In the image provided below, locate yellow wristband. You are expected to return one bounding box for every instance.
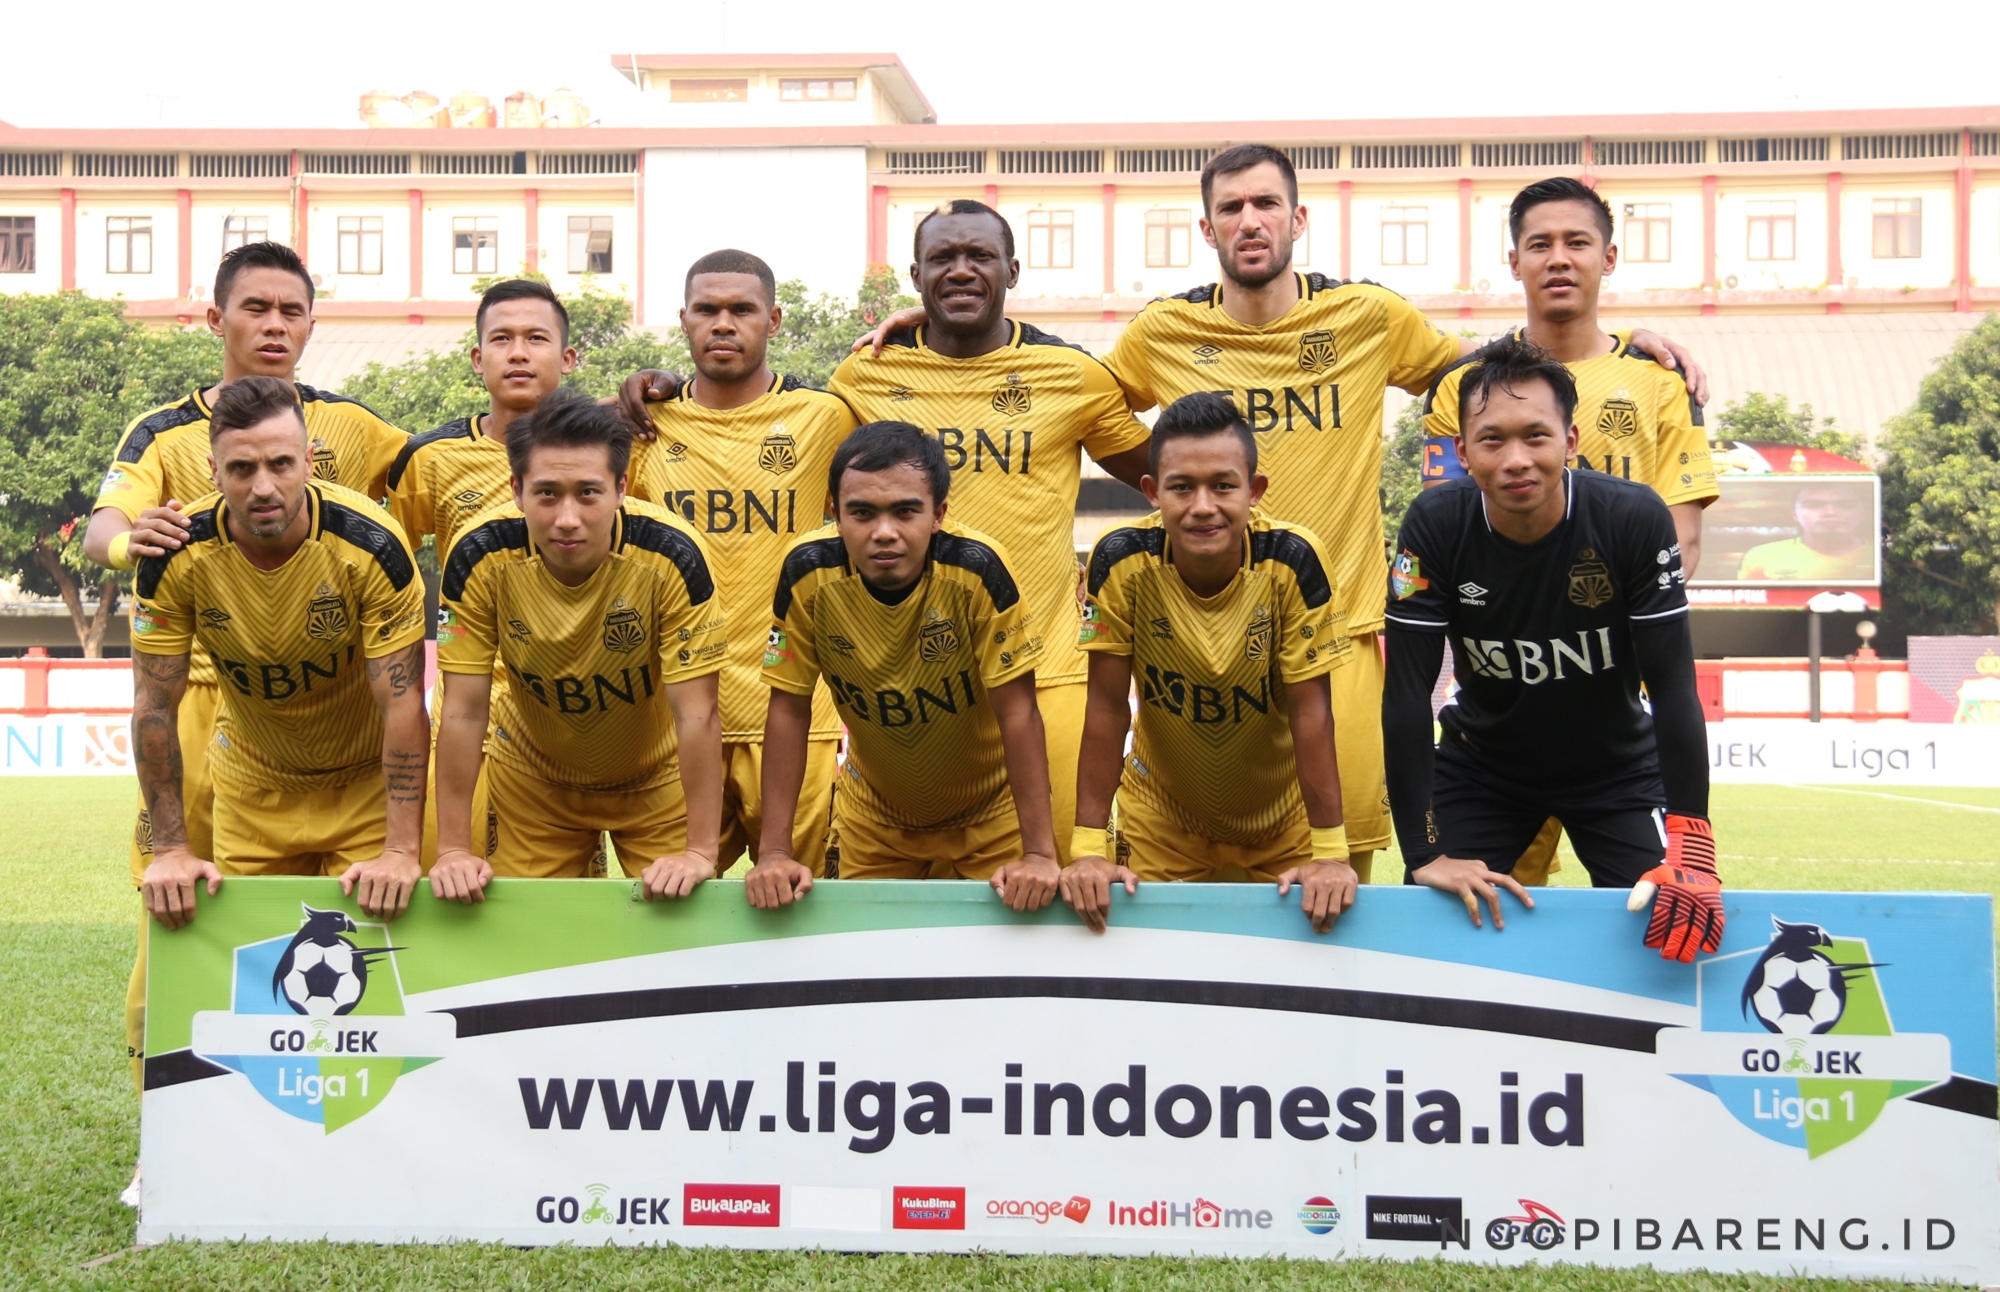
[1070,826,1110,861]
[106,531,135,570]
[1310,825,1349,860]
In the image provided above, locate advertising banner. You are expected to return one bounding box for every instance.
[2,714,136,774]
[1907,637,2000,724]
[140,880,1997,1282]
[1707,719,2000,787]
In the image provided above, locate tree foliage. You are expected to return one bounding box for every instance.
[1379,397,1428,543]
[1713,391,1864,460]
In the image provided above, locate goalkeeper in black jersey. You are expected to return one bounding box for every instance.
[1382,335,1721,962]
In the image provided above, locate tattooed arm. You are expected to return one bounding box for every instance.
[134,650,221,929]
[339,642,429,920]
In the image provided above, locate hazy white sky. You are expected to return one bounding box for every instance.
[3,0,1995,130]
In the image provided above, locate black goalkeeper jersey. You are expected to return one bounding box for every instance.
[1384,470,1689,781]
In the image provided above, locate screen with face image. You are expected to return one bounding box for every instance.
[1692,474,1881,588]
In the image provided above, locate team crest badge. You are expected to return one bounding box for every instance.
[309,438,338,482]
[759,427,799,474]
[1566,549,1615,609]
[602,598,644,653]
[306,584,350,641]
[1597,395,1640,441]
[991,373,1032,415]
[920,610,961,662]
[1391,550,1428,599]
[1245,604,1273,662]
[1297,329,1337,375]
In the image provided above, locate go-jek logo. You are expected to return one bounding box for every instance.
[1658,917,1951,1157]
[188,903,453,1132]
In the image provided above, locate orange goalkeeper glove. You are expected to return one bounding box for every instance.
[1627,814,1723,963]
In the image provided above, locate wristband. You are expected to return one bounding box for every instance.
[106,531,135,570]
[1310,825,1349,860]
[1070,826,1110,861]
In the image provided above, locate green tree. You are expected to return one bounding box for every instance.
[1714,391,1865,460]
[1379,397,1429,543]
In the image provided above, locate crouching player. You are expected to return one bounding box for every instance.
[1064,392,1358,933]
[429,389,726,899]
[1382,336,1721,960]
[746,421,1060,914]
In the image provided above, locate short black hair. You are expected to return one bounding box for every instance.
[829,421,951,508]
[1457,334,1580,429]
[477,278,570,346]
[685,248,777,303]
[1508,177,1615,247]
[914,199,1014,261]
[505,387,632,482]
[213,241,313,311]
[208,375,304,442]
[1150,390,1258,478]
[1200,144,1298,216]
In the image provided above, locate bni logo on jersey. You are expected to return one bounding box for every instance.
[188,903,453,1132]
[1656,915,1953,1157]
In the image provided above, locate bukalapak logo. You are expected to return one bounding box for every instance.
[985,1195,1091,1225]
[683,1183,780,1227]
[893,1187,965,1230]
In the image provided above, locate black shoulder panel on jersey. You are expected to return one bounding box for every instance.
[882,326,920,350]
[1251,529,1334,609]
[320,498,417,592]
[772,536,849,619]
[1304,272,1355,296]
[135,502,220,600]
[386,417,473,491]
[931,532,1020,611]
[1688,392,1705,427]
[1015,321,1086,353]
[1169,283,1217,305]
[116,398,205,465]
[1085,526,1165,596]
[440,516,529,602]
[621,513,716,605]
[297,383,397,424]
[778,373,829,394]
[1420,351,1483,416]
[1619,344,1706,427]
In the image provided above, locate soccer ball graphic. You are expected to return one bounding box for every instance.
[280,939,364,1017]
[1746,951,1846,1035]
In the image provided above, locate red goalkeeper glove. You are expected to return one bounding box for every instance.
[1627,814,1723,963]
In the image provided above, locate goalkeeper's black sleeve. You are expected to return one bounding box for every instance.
[1382,622,1448,867]
[1633,614,1709,820]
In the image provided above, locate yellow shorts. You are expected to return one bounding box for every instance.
[1512,817,1565,886]
[129,680,218,883]
[1118,789,1308,883]
[211,772,385,875]
[835,797,1022,881]
[1039,680,1086,866]
[718,738,837,877]
[484,756,687,879]
[1331,631,1390,854]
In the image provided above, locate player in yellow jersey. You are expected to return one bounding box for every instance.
[627,250,858,876]
[130,377,429,932]
[429,390,725,896]
[747,422,1062,915]
[1736,484,1874,581]
[1420,178,1719,886]
[1065,393,1358,933]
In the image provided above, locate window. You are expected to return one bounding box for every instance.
[1144,209,1191,268]
[670,79,747,103]
[1872,198,1922,258]
[1622,203,1672,262]
[779,78,856,102]
[568,215,613,274]
[1746,200,1795,261]
[452,216,498,275]
[1026,210,1073,269]
[338,216,383,275]
[106,216,152,274]
[1380,205,1428,266]
[222,215,268,254]
[0,216,33,273]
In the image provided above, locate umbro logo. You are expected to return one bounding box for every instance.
[1191,343,1223,366]
[1149,617,1174,639]
[826,633,857,656]
[200,608,233,630]
[453,489,485,512]
[1457,582,1489,605]
[888,386,916,402]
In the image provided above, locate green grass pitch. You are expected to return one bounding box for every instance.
[3,777,1994,1291]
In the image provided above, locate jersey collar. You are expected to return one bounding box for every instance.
[194,383,306,422]
[673,371,782,406]
[911,319,1023,355]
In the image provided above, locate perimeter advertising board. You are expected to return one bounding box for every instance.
[140,880,1998,1282]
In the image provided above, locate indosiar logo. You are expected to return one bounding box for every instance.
[1658,915,1953,1157]
[189,902,454,1133]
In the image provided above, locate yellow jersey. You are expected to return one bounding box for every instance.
[1735,537,1873,583]
[437,499,726,792]
[1103,274,1460,637]
[1082,510,1348,845]
[1422,331,1717,506]
[130,482,427,794]
[630,373,857,742]
[384,413,515,556]
[763,521,1041,830]
[827,320,1150,688]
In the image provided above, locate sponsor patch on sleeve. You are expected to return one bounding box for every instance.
[763,625,791,667]
[1391,550,1429,599]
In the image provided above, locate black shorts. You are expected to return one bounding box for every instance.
[1413,741,1667,888]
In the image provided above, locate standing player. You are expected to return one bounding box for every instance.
[130,376,429,927]
[746,421,1060,914]
[1382,337,1721,962]
[428,391,725,897]
[627,250,858,876]
[1065,393,1357,933]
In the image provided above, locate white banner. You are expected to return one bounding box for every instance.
[1,714,134,775]
[1707,720,2000,786]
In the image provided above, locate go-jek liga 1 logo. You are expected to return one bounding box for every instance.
[1657,917,1951,1157]
[188,904,453,1132]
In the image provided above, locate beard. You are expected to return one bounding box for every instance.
[1221,232,1294,290]
[238,493,303,539]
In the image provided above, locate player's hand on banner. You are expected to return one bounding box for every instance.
[1628,814,1724,963]
[745,853,814,910]
[992,853,1061,914]
[1277,858,1359,934]
[340,849,422,921]
[1410,855,1535,930]
[141,848,222,930]
[850,305,930,358]
[639,852,712,902]
[129,501,193,559]
[1059,854,1138,934]
[428,848,494,905]
[1627,328,1710,406]
[611,369,682,440]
